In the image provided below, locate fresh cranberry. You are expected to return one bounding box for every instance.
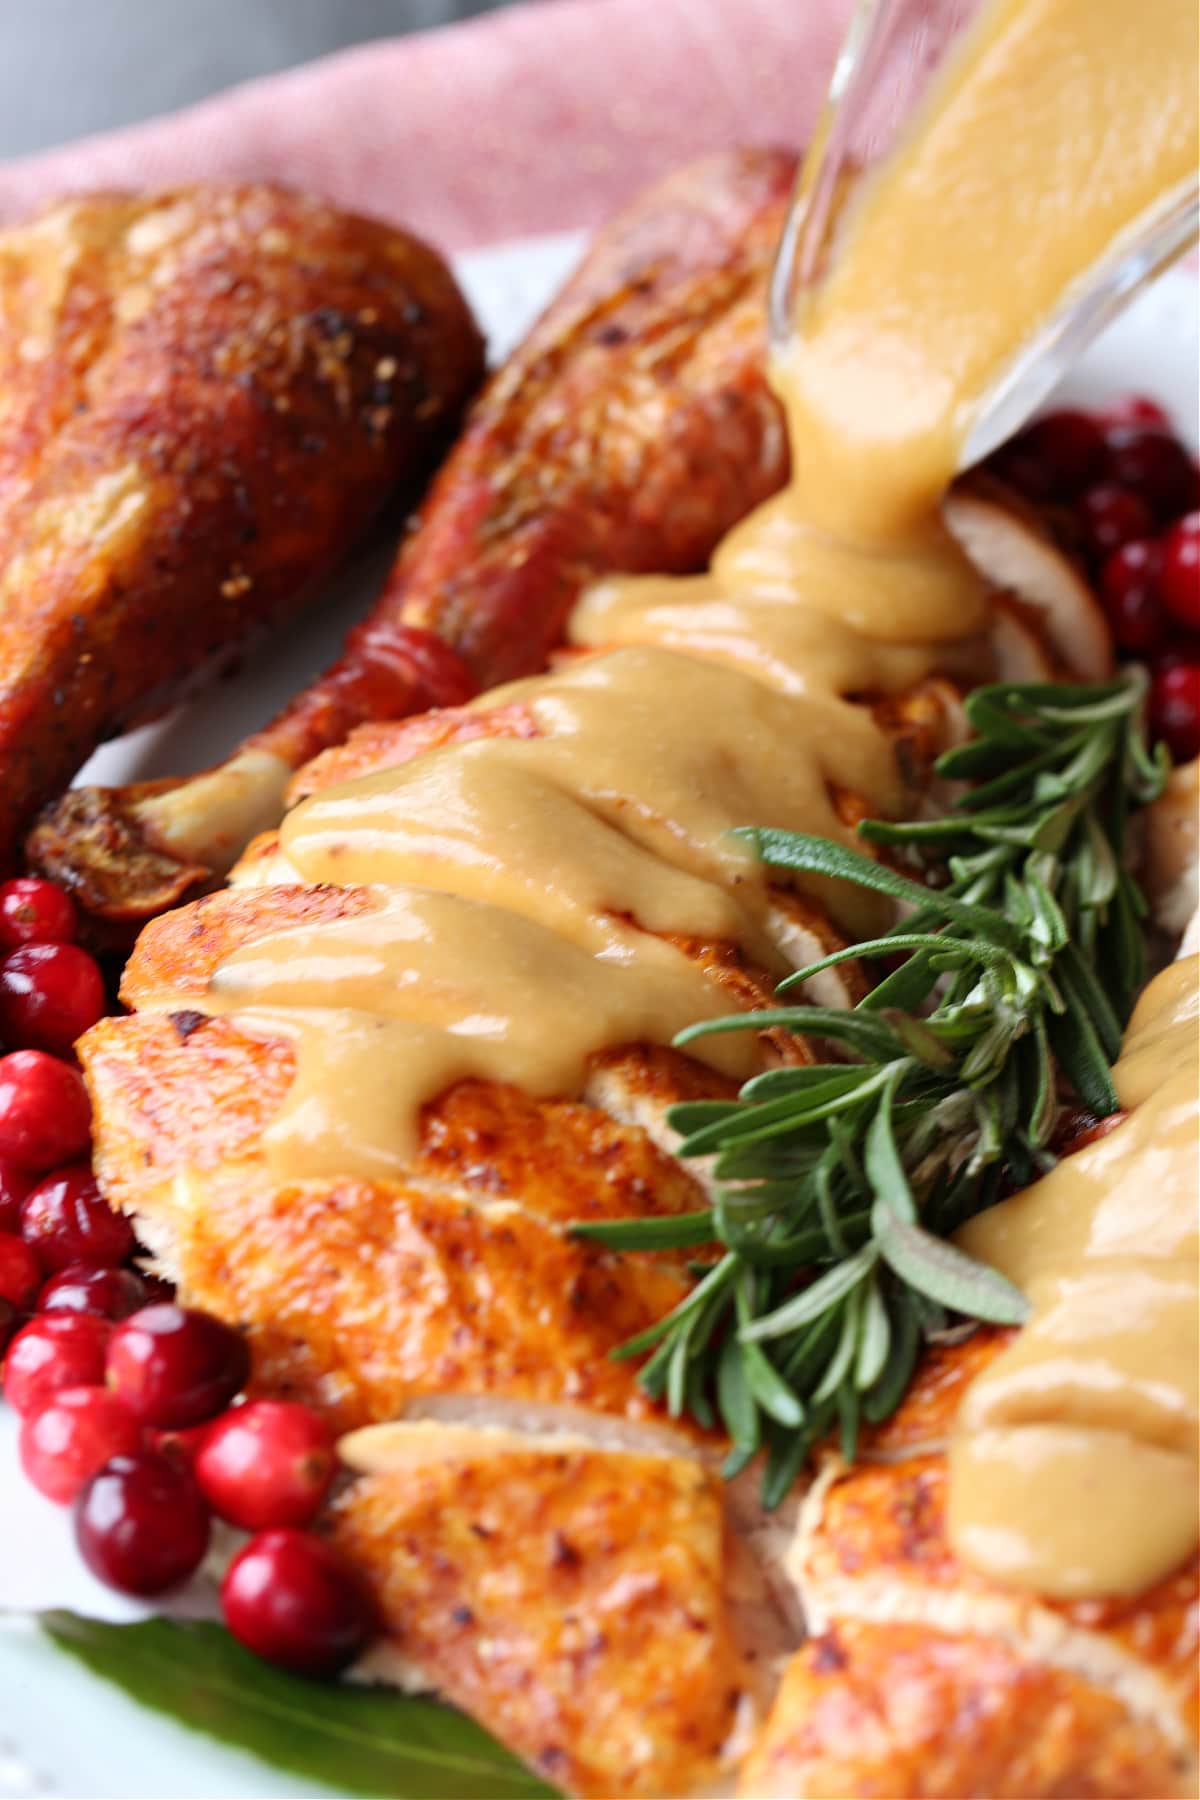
[1153,635,1200,674]
[0,1230,41,1309]
[0,1158,33,1234]
[1158,513,1200,633]
[39,1264,148,1321]
[0,943,106,1058]
[1079,483,1154,564]
[1007,409,1107,499]
[1099,540,1168,653]
[0,880,76,953]
[20,1165,133,1273]
[106,1304,249,1428]
[221,1529,374,1675]
[19,1385,143,1503]
[1054,1107,1130,1153]
[3,1312,111,1416]
[149,1420,212,1470]
[0,1052,92,1171]
[1073,1111,1128,1149]
[75,1451,210,1595]
[195,1402,335,1530]
[138,1274,177,1307]
[1150,659,1200,764]
[1102,394,1171,431]
[988,446,1056,502]
[1104,427,1200,522]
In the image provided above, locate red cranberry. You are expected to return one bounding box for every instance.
[39,1264,148,1321]
[0,879,76,953]
[1104,427,1200,522]
[1102,395,1171,431]
[1159,512,1200,633]
[0,1052,92,1171]
[75,1451,210,1595]
[0,1230,41,1309]
[1054,1107,1130,1153]
[988,446,1056,503]
[19,1385,142,1503]
[1153,636,1200,675]
[0,1157,33,1234]
[138,1274,177,1307]
[106,1304,249,1428]
[0,943,106,1057]
[1008,409,1107,499]
[1079,483,1154,564]
[148,1420,212,1470]
[1150,659,1200,764]
[1099,540,1168,653]
[1071,1110,1129,1149]
[220,1529,374,1675]
[3,1312,110,1416]
[20,1164,133,1273]
[195,1401,335,1530]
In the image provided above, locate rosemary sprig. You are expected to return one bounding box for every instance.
[574,673,1166,1503]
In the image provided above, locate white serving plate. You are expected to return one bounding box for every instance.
[0,235,1195,1800]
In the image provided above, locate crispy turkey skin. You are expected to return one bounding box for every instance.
[78,708,1198,1799]
[28,149,797,926]
[0,182,482,865]
[65,155,1194,1800]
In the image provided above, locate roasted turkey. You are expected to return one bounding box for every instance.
[65,154,1196,1800]
[77,595,1200,1799]
[29,149,799,928]
[0,183,483,869]
[79,728,1198,1798]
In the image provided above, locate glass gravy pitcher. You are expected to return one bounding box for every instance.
[769,0,1199,469]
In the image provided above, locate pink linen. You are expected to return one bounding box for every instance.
[0,0,852,249]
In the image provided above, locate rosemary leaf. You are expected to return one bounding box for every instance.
[871,1200,1030,1324]
[861,1289,922,1422]
[570,1211,715,1250]
[740,1243,877,1343]
[577,671,1164,1509]
[854,1278,892,1390]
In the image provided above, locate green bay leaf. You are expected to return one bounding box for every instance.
[37,1612,557,1800]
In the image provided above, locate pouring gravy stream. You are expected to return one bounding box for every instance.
[197,0,1198,1600]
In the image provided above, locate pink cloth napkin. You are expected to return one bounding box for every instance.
[0,0,853,250]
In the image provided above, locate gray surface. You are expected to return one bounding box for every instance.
[0,0,516,160]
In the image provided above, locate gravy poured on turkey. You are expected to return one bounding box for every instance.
[201,0,1199,1601]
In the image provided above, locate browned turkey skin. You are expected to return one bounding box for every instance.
[28,149,799,928]
[64,153,1195,1800]
[79,649,1200,1800]
[0,183,484,872]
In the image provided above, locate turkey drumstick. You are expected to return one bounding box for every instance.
[28,148,800,927]
[0,183,483,877]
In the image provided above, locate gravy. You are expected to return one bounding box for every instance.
[201,0,1198,1598]
[206,641,928,1167]
[952,958,1199,1597]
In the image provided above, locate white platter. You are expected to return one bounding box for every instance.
[0,235,1195,1800]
